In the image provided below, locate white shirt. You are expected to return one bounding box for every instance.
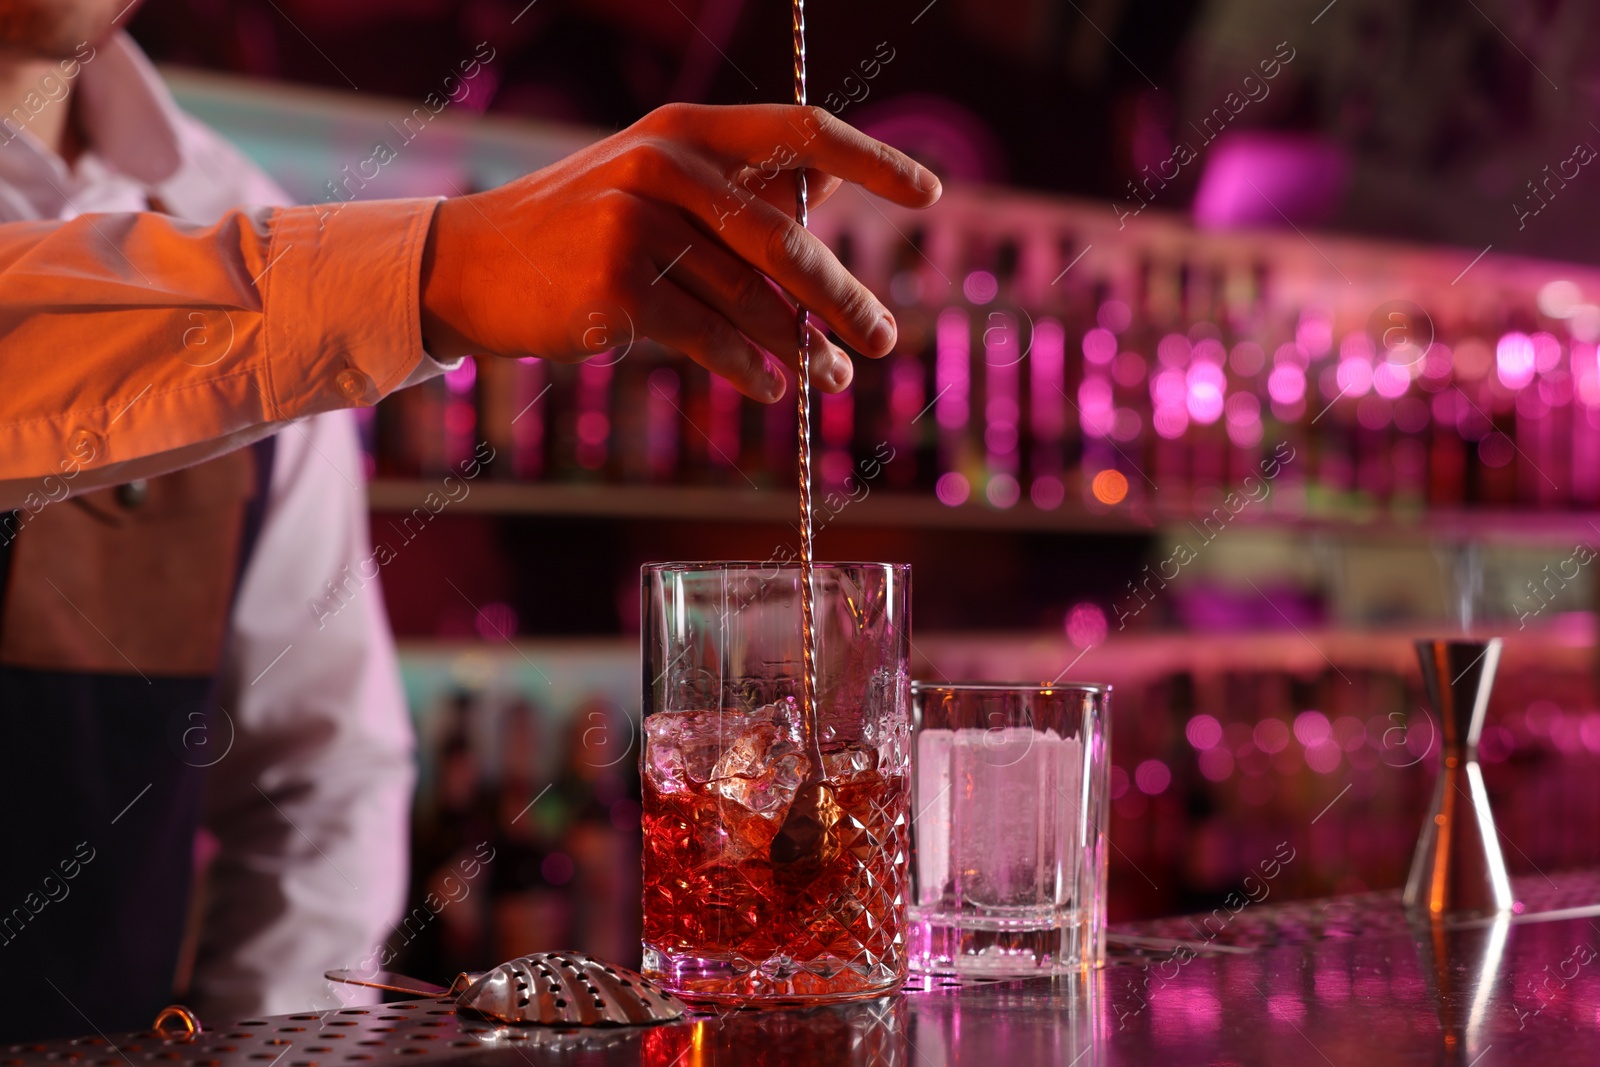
[0,34,419,1018]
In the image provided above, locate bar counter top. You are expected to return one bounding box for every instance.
[15,870,1600,1067]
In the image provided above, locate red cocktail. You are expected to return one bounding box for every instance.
[640,564,911,1005]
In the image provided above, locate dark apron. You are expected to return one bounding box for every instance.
[0,438,274,1040]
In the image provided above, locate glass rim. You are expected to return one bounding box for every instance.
[911,680,1111,696]
[642,560,911,573]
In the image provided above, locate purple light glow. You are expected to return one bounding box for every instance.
[1293,710,1331,746]
[963,270,998,305]
[1332,716,1365,751]
[1227,417,1263,447]
[1372,359,1411,399]
[1297,313,1333,357]
[1186,362,1226,423]
[1336,356,1373,397]
[1066,601,1108,647]
[1581,714,1600,753]
[1517,389,1550,420]
[1031,475,1065,509]
[986,472,1020,508]
[936,307,970,430]
[1031,318,1066,438]
[1152,368,1186,407]
[889,356,925,423]
[576,410,609,445]
[1193,338,1226,365]
[445,359,477,394]
[1421,343,1453,381]
[1340,333,1375,361]
[1230,342,1266,376]
[443,401,475,436]
[1575,342,1600,406]
[1254,719,1290,753]
[1112,351,1147,386]
[1533,331,1563,373]
[1479,432,1515,467]
[1268,364,1306,404]
[935,471,970,506]
[1225,391,1260,425]
[1198,747,1234,782]
[1185,714,1224,749]
[1154,405,1189,439]
[1082,327,1118,365]
[1097,300,1132,333]
[985,314,1021,473]
[1497,332,1536,389]
[1157,333,1193,368]
[1135,759,1171,795]
[1079,376,1114,437]
[1538,375,1572,406]
[1274,341,1308,367]
[984,422,1019,453]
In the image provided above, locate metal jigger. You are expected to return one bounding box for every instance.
[1403,639,1516,916]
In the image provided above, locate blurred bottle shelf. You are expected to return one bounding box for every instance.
[396,623,1598,680]
[367,478,1600,546]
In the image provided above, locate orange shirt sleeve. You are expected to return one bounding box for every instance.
[0,196,441,496]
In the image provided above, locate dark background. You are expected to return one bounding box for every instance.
[127,0,1600,262]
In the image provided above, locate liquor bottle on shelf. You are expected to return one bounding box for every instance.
[979,237,1025,509]
[1078,276,1129,511]
[477,356,548,481]
[1121,256,1171,512]
[929,234,981,506]
[882,227,937,492]
[817,230,859,493]
[351,202,1600,524]
[706,372,745,484]
[1186,318,1230,508]
[1026,234,1082,511]
[376,375,448,478]
[646,358,684,485]
[1571,341,1600,506]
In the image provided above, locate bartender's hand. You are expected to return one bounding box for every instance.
[418,103,942,401]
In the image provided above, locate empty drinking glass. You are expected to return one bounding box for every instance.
[909,682,1110,977]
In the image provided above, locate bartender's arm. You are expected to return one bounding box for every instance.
[0,103,940,504]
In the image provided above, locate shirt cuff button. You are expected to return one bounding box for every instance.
[68,427,105,462]
[336,367,374,404]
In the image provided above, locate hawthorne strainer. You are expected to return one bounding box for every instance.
[325,951,688,1027]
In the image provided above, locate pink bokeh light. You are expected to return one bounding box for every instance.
[1066,601,1108,647]
[935,471,970,506]
[1082,327,1118,365]
[1496,332,1536,389]
[1268,364,1306,404]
